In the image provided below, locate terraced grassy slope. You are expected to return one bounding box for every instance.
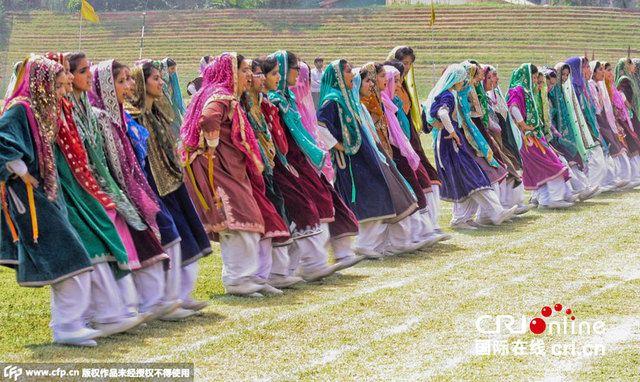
[3,4,640,99]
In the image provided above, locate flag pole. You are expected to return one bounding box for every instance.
[79,12,83,50]
[139,11,147,60]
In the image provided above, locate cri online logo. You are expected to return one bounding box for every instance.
[476,303,606,335]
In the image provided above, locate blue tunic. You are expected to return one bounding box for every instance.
[317,100,396,222]
[429,91,491,202]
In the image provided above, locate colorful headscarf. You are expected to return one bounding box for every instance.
[567,57,601,142]
[290,61,333,179]
[126,60,184,197]
[380,66,420,170]
[318,59,362,155]
[615,58,640,117]
[360,62,393,157]
[267,50,327,171]
[546,67,582,159]
[606,61,637,139]
[91,59,160,229]
[180,52,263,175]
[350,70,387,165]
[506,63,542,130]
[3,55,62,201]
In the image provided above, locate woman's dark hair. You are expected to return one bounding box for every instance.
[604,62,612,70]
[531,64,539,75]
[142,61,157,82]
[339,59,349,73]
[374,62,384,74]
[166,58,176,67]
[112,60,126,79]
[394,46,415,63]
[66,51,86,73]
[261,56,278,75]
[251,58,263,72]
[383,59,404,77]
[237,54,245,69]
[593,61,601,72]
[203,55,212,63]
[286,51,298,68]
[546,70,557,79]
[359,67,369,80]
[314,57,323,64]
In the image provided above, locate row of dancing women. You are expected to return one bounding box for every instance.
[2,46,639,347]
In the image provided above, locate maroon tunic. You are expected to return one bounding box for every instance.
[183,99,264,241]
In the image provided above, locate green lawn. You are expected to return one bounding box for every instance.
[1,166,640,380]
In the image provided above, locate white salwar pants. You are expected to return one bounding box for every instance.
[270,245,290,278]
[180,262,199,302]
[219,230,260,287]
[132,260,165,313]
[536,177,572,206]
[356,220,387,253]
[425,185,441,230]
[614,153,632,184]
[499,178,525,208]
[89,262,128,324]
[256,238,273,282]
[288,225,329,275]
[164,243,182,304]
[586,146,608,188]
[116,274,139,317]
[451,189,503,225]
[474,186,505,222]
[50,271,92,335]
[386,216,415,253]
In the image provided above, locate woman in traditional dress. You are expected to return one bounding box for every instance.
[289,60,334,182]
[506,63,572,209]
[361,62,435,243]
[46,53,147,337]
[614,58,640,186]
[425,64,517,228]
[317,59,421,259]
[588,60,631,189]
[181,52,272,296]
[267,50,362,278]
[352,65,424,256]
[66,53,182,321]
[565,57,610,190]
[604,61,640,187]
[127,60,213,309]
[482,65,533,213]
[241,58,303,288]
[0,55,100,346]
[387,46,444,234]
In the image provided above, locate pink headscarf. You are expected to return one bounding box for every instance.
[180,52,263,173]
[3,55,63,201]
[289,61,334,180]
[380,67,420,170]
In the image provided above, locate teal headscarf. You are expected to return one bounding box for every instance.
[547,77,582,160]
[161,58,186,117]
[318,59,362,155]
[351,71,387,165]
[393,95,411,139]
[267,50,327,171]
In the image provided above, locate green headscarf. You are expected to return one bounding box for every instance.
[267,50,327,171]
[615,58,640,117]
[318,59,362,156]
[506,63,542,130]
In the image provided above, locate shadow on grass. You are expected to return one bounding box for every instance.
[449,214,542,237]
[25,311,227,361]
[209,273,370,307]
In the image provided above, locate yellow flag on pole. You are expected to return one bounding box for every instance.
[430,0,436,27]
[81,0,100,23]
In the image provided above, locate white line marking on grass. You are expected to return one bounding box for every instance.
[147,251,494,363]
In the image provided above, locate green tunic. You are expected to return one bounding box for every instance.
[54,146,129,279]
[0,104,93,287]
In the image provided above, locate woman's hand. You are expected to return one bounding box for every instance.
[19,172,39,188]
[445,131,462,147]
[333,143,345,152]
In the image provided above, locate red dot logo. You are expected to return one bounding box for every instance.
[554,304,563,312]
[566,309,572,315]
[530,318,546,334]
[541,306,552,317]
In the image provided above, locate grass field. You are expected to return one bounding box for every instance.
[1,152,640,380]
[3,3,640,98]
